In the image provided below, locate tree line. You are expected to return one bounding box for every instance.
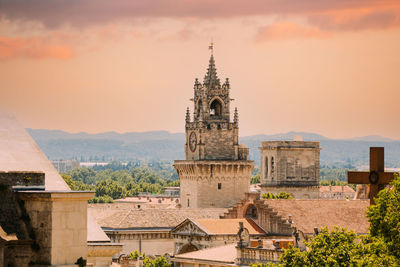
[61,164,179,203]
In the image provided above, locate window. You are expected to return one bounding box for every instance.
[197,100,203,118]
[210,99,223,117]
[187,199,190,207]
[218,183,222,190]
[265,156,268,179]
[271,157,275,179]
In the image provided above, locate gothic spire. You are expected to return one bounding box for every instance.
[203,54,221,89]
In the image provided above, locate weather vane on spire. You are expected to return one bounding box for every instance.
[208,39,214,55]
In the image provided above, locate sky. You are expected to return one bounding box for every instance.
[0,0,400,139]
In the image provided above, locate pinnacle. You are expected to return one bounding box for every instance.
[203,54,220,89]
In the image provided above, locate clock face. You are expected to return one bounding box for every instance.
[189,132,197,152]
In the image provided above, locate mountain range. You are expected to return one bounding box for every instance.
[27,129,400,168]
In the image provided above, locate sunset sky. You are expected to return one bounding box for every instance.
[1,0,400,139]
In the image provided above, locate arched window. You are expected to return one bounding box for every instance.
[244,204,258,219]
[210,99,222,117]
[197,100,203,118]
[265,157,268,179]
[271,157,274,179]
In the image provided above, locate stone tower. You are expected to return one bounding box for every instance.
[174,52,254,208]
[260,140,320,199]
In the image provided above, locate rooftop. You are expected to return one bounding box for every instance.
[173,243,237,263]
[194,218,265,235]
[0,112,109,242]
[262,199,369,234]
[320,185,355,193]
[260,140,320,149]
[0,112,69,191]
[113,196,179,208]
[89,203,227,229]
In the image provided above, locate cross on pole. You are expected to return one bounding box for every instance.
[347,147,395,205]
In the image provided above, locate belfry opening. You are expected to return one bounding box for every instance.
[210,99,222,117]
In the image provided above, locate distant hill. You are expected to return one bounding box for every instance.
[27,129,400,168]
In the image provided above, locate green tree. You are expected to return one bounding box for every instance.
[251,174,260,184]
[280,227,359,267]
[95,179,126,199]
[61,174,94,191]
[69,167,97,184]
[89,195,114,203]
[366,172,400,259]
[261,192,293,199]
[278,227,397,266]
[143,256,171,267]
[129,250,140,260]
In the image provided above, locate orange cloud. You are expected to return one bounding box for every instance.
[308,6,400,31]
[256,22,330,41]
[1,0,400,32]
[0,36,74,60]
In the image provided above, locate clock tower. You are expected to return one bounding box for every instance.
[174,49,254,208]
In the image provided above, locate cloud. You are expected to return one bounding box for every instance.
[1,0,400,32]
[255,22,330,41]
[0,36,75,60]
[308,8,400,31]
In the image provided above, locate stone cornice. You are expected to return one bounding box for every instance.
[17,191,94,201]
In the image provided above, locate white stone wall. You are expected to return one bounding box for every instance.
[20,192,93,266]
[51,198,88,264]
[109,232,174,257]
[260,141,320,187]
[175,161,253,208]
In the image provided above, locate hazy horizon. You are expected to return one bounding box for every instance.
[26,126,400,141]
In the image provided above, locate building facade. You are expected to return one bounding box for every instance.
[174,53,253,208]
[171,218,266,255]
[260,141,320,199]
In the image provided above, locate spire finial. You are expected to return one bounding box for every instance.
[208,39,214,55]
[204,40,220,89]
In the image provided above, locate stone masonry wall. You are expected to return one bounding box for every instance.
[203,128,235,160]
[18,192,93,266]
[0,172,44,239]
[260,141,320,187]
[175,161,254,208]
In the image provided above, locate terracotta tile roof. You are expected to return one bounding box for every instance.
[173,243,237,263]
[194,218,265,235]
[262,199,369,234]
[320,186,355,193]
[89,204,227,229]
[114,196,179,207]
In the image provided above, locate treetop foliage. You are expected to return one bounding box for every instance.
[128,250,171,267]
[262,192,293,199]
[61,164,179,203]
